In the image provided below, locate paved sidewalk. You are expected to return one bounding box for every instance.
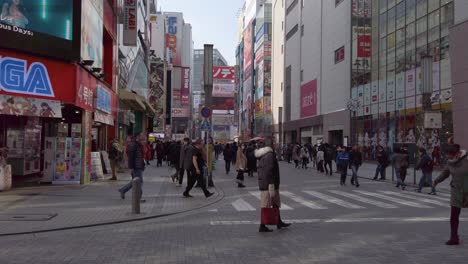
[0,164,222,236]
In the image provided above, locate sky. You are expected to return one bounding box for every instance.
[158,0,244,65]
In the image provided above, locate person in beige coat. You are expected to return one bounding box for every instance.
[235,143,247,188]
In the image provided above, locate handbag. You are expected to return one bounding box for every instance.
[261,207,279,225]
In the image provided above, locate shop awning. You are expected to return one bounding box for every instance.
[143,99,156,116]
[118,89,146,111]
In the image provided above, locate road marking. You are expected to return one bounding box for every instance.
[379,191,450,207]
[231,198,256,211]
[302,191,365,209]
[210,217,468,225]
[249,191,293,210]
[281,191,327,209]
[208,209,218,212]
[436,192,451,198]
[354,190,433,208]
[404,191,450,202]
[329,190,398,209]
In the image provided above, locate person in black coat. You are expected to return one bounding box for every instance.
[349,145,363,187]
[223,144,233,174]
[246,143,257,177]
[118,133,145,200]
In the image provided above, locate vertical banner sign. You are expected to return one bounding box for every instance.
[181,67,190,106]
[123,0,137,46]
[300,79,318,118]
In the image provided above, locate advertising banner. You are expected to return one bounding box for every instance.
[352,0,371,18]
[352,26,371,71]
[243,20,253,72]
[181,67,190,106]
[171,108,190,118]
[405,69,416,97]
[149,61,166,133]
[166,16,181,66]
[212,97,235,111]
[213,83,235,97]
[213,66,235,80]
[212,114,235,126]
[357,35,371,57]
[0,0,76,60]
[81,0,103,68]
[213,125,230,141]
[123,0,137,46]
[386,76,395,101]
[264,61,271,96]
[0,95,61,118]
[371,81,378,103]
[300,79,318,118]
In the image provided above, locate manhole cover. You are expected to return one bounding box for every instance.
[0,213,57,221]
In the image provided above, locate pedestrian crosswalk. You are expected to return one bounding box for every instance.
[212,189,452,212]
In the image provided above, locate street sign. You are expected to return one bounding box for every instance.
[200,120,211,131]
[200,106,212,119]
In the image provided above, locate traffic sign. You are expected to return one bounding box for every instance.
[200,106,212,119]
[200,120,211,131]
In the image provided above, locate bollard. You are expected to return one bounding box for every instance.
[132,177,142,214]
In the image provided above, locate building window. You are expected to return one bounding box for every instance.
[286,0,298,15]
[301,24,304,37]
[336,0,344,6]
[286,24,298,41]
[335,46,345,64]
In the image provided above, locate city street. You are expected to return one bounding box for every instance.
[0,160,466,264]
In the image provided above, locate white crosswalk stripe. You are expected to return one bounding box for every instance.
[354,190,433,208]
[328,190,398,209]
[405,191,450,202]
[249,191,293,210]
[436,192,451,198]
[379,191,450,207]
[302,191,365,209]
[281,191,327,209]
[231,198,256,211]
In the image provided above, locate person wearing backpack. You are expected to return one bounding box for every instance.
[392,146,409,190]
[415,147,436,194]
[336,147,350,186]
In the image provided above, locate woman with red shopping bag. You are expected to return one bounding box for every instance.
[256,137,291,232]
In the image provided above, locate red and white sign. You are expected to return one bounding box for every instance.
[172,108,190,118]
[181,67,190,106]
[213,66,235,80]
[300,79,318,118]
[123,0,137,46]
[357,35,371,57]
[213,83,235,97]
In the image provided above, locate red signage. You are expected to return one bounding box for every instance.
[181,67,190,106]
[300,79,318,118]
[357,35,371,57]
[213,66,235,80]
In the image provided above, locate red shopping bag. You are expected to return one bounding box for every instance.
[261,207,279,225]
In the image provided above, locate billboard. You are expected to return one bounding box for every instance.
[181,67,190,106]
[81,0,103,68]
[300,79,318,118]
[352,26,371,71]
[213,83,235,97]
[149,61,165,133]
[213,66,235,98]
[243,20,253,72]
[213,125,230,141]
[213,66,235,80]
[122,0,137,46]
[0,0,78,60]
[211,97,235,111]
[166,15,181,66]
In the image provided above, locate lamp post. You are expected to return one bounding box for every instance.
[347,98,361,146]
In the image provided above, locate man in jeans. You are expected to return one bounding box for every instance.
[349,145,362,187]
[373,146,388,180]
[183,139,214,198]
[416,147,436,194]
[178,138,193,187]
[119,132,145,201]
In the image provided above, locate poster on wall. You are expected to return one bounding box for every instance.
[405,96,416,109]
[379,78,386,102]
[371,81,378,103]
[300,79,317,118]
[405,69,416,97]
[0,0,76,60]
[0,95,62,118]
[364,83,371,105]
[395,72,405,99]
[415,67,422,95]
[386,77,395,100]
[81,0,103,68]
[243,20,253,72]
[433,62,440,92]
[396,98,405,111]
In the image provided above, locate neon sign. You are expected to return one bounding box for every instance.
[0,57,54,97]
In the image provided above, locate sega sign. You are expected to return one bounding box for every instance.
[0,56,54,97]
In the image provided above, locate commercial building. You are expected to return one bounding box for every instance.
[0,0,119,186]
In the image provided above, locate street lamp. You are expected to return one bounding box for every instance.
[347,98,361,146]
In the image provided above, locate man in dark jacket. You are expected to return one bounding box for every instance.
[256,137,291,232]
[119,133,145,200]
[349,145,362,187]
[246,143,257,177]
[178,138,193,186]
[223,144,233,174]
[415,147,436,194]
[183,139,214,198]
[324,144,334,176]
[373,146,388,180]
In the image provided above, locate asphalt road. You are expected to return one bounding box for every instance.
[0,160,466,264]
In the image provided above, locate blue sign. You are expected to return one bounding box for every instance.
[201,120,211,131]
[96,85,111,113]
[0,57,54,97]
[200,106,212,119]
[168,17,177,35]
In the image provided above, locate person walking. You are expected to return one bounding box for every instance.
[433,143,468,245]
[310,144,318,169]
[415,147,436,194]
[317,146,325,173]
[178,138,193,187]
[231,142,238,166]
[349,145,362,187]
[392,146,409,190]
[235,143,247,188]
[118,133,145,201]
[168,141,181,182]
[256,138,291,232]
[156,140,164,167]
[183,139,214,198]
[292,143,300,169]
[301,146,309,169]
[246,143,257,177]
[144,141,152,166]
[108,138,122,180]
[373,146,389,180]
[223,144,233,174]
[336,147,350,186]
[324,144,334,176]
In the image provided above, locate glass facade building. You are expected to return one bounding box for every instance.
[351,0,454,164]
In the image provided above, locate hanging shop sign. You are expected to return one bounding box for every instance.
[94,110,114,126]
[0,94,62,118]
[96,85,111,113]
[123,0,137,46]
[181,67,190,106]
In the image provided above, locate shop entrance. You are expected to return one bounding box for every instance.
[328,130,343,146]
